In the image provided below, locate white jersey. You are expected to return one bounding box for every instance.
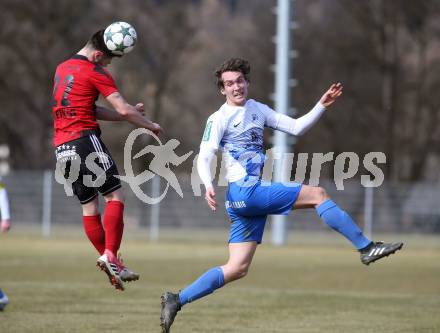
[198,99,326,187]
[200,99,281,182]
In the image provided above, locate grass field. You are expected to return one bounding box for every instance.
[0,227,439,333]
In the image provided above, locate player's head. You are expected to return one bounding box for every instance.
[215,58,250,106]
[86,29,121,67]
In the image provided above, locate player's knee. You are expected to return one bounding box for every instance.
[82,199,99,216]
[229,264,249,281]
[314,187,329,204]
[104,190,124,203]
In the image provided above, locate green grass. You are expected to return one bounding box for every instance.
[0,227,439,333]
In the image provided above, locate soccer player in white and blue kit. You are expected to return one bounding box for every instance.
[160,58,403,332]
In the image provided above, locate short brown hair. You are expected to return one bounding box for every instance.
[214,58,250,89]
[87,29,120,58]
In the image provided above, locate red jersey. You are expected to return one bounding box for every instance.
[51,55,118,146]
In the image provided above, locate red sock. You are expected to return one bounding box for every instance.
[103,201,124,255]
[83,215,105,255]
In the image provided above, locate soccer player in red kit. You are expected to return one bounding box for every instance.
[51,25,162,291]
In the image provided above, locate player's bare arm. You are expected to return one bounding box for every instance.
[106,92,163,135]
[95,106,124,121]
[95,103,145,121]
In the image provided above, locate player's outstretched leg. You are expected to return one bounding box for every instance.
[160,292,181,333]
[359,241,403,265]
[296,186,404,264]
[316,199,404,264]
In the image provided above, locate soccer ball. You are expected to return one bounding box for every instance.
[103,22,137,56]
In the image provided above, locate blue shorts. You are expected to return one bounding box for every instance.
[225,180,302,244]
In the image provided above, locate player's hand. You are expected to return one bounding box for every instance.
[319,82,343,108]
[151,123,163,136]
[135,103,145,115]
[1,220,11,233]
[205,187,218,211]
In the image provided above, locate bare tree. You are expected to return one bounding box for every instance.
[293,0,440,181]
[3,0,439,182]
[0,0,97,168]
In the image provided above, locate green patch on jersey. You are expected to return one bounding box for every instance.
[202,120,213,141]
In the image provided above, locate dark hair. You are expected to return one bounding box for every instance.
[88,29,120,58]
[214,58,250,89]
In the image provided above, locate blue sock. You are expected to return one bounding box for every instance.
[316,199,371,250]
[178,267,225,306]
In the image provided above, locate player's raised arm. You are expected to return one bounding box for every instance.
[265,82,343,136]
[105,92,162,135]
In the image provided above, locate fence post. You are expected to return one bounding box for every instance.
[149,175,160,241]
[42,170,53,237]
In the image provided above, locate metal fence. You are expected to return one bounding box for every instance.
[2,171,440,237]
